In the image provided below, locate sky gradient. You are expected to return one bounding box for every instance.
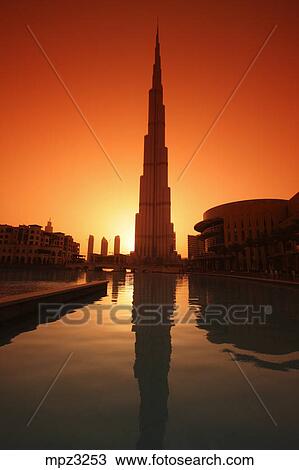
[1,0,298,256]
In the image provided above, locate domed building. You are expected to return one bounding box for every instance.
[188,193,299,275]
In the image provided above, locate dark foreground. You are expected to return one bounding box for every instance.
[0,272,298,449]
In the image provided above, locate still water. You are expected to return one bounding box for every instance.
[0,267,91,296]
[0,272,298,449]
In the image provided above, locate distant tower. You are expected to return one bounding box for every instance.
[114,235,120,255]
[101,237,108,256]
[45,218,53,233]
[87,234,94,262]
[134,28,176,261]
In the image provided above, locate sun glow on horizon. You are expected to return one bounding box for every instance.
[0,2,298,260]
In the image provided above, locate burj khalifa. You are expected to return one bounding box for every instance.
[134,28,177,262]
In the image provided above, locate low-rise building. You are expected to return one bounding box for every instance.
[188,193,299,275]
[0,221,81,265]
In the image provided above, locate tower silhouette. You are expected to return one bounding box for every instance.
[100,237,108,256]
[87,234,94,262]
[114,235,120,255]
[132,273,176,449]
[134,28,176,262]
[45,218,53,233]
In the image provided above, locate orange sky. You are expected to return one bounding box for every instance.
[0,0,298,256]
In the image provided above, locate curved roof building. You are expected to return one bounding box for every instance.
[195,198,292,249]
[190,193,299,273]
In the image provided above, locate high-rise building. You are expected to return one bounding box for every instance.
[101,237,108,256]
[114,235,120,255]
[188,235,205,260]
[134,28,177,262]
[87,234,94,262]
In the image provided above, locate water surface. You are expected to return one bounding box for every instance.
[0,267,105,296]
[0,272,298,449]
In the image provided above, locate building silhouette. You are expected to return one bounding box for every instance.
[87,234,94,263]
[114,235,120,255]
[45,219,53,233]
[0,222,81,265]
[101,237,108,256]
[132,273,176,449]
[188,234,205,260]
[134,28,177,263]
[188,193,299,274]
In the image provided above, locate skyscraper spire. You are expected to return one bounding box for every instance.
[153,25,161,89]
[134,28,177,262]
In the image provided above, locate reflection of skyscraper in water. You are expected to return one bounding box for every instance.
[111,270,126,303]
[132,273,176,449]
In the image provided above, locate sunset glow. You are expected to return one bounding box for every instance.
[1,1,298,256]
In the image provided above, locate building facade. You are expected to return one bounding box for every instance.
[45,219,53,233]
[188,193,299,275]
[188,235,205,260]
[114,235,120,255]
[0,222,81,265]
[101,237,108,256]
[134,29,177,263]
[87,234,94,263]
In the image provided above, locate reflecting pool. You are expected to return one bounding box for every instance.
[0,273,298,449]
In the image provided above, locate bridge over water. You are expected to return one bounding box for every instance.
[87,254,130,270]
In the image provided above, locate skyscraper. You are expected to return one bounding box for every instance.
[87,234,94,262]
[114,235,120,255]
[101,237,108,256]
[134,28,177,262]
